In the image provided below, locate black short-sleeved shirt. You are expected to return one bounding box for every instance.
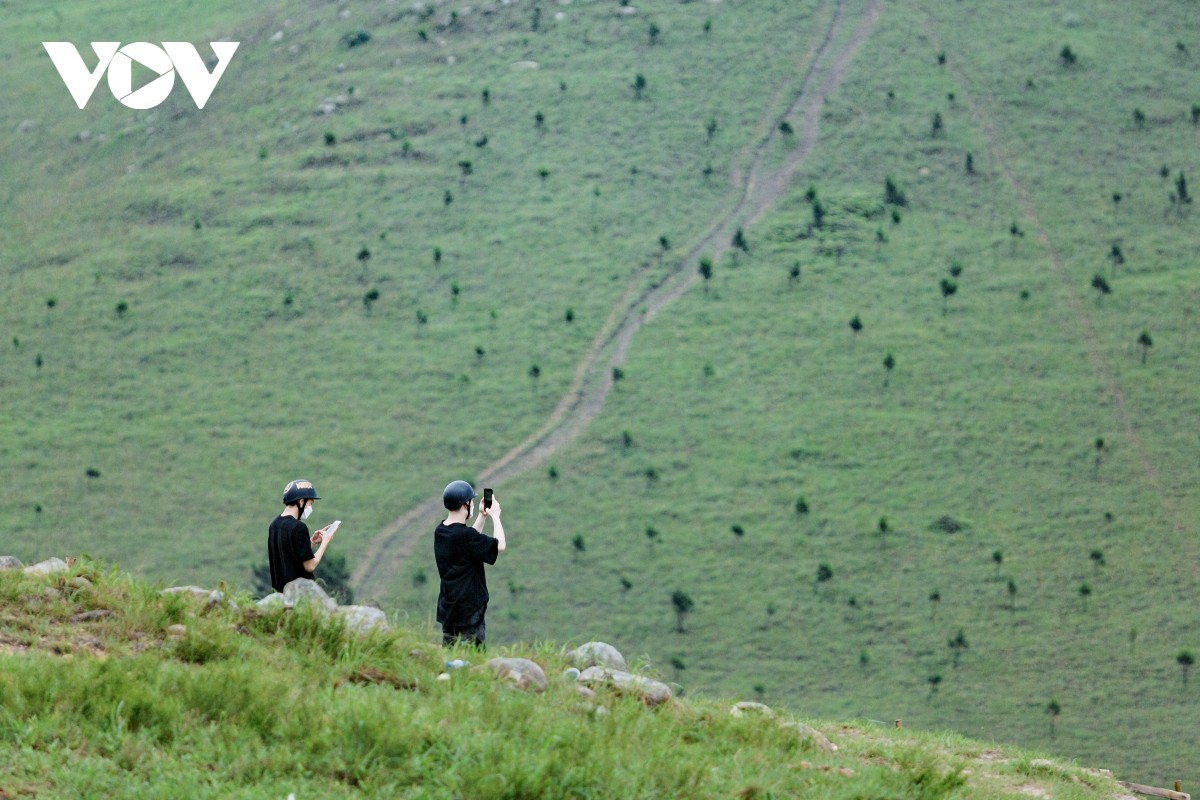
[434,522,499,626]
[268,514,316,592]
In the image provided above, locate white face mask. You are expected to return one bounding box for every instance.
[301,503,313,520]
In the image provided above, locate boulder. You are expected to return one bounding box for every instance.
[0,556,24,570]
[163,585,232,610]
[731,701,775,718]
[578,666,673,706]
[568,641,627,671]
[256,592,289,611]
[334,605,390,635]
[163,585,223,602]
[487,657,548,693]
[24,558,70,576]
[779,721,838,753]
[282,579,337,613]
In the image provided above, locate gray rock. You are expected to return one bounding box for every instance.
[334,605,389,635]
[578,666,673,706]
[256,592,290,611]
[562,667,581,681]
[731,701,775,718]
[163,585,228,608]
[568,641,627,671]
[163,585,213,598]
[779,721,838,753]
[165,624,187,638]
[72,609,113,622]
[0,556,25,570]
[24,557,69,575]
[69,577,93,590]
[576,685,596,698]
[487,657,548,693]
[282,578,337,613]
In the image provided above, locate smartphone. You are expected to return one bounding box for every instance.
[326,520,342,536]
[483,488,493,510]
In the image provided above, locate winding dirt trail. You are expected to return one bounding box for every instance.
[916,6,1192,579]
[353,0,884,601]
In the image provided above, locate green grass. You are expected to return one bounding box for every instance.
[1,0,1198,789]
[0,562,1128,799]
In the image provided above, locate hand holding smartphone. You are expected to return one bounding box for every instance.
[326,520,342,537]
[483,488,493,511]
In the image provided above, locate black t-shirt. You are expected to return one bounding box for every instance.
[434,522,499,626]
[268,514,316,592]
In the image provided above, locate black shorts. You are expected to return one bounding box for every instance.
[442,619,486,648]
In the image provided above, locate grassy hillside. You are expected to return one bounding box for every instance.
[0,562,1137,798]
[478,0,1199,786]
[1,0,1197,789]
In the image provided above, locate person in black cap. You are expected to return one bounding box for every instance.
[434,480,507,647]
[267,479,338,593]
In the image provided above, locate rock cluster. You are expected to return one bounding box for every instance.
[2,557,71,575]
[256,578,390,635]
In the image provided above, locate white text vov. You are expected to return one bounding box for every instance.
[42,42,240,110]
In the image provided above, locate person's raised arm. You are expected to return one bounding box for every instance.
[303,524,336,572]
[487,497,506,553]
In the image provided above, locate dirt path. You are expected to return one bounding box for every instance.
[916,7,1192,576]
[353,0,884,600]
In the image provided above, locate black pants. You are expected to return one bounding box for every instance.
[442,619,486,648]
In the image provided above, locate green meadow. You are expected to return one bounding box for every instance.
[0,563,1129,799]
[1,0,1197,788]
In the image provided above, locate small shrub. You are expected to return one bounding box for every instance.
[931,515,963,533]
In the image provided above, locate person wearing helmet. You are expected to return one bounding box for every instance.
[267,479,338,593]
[434,479,507,647]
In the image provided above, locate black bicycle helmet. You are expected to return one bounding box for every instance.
[282,479,320,505]
[442,480,477,510]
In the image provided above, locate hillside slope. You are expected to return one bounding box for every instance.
[0,561,1142,799]
[1,0,1197,789]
